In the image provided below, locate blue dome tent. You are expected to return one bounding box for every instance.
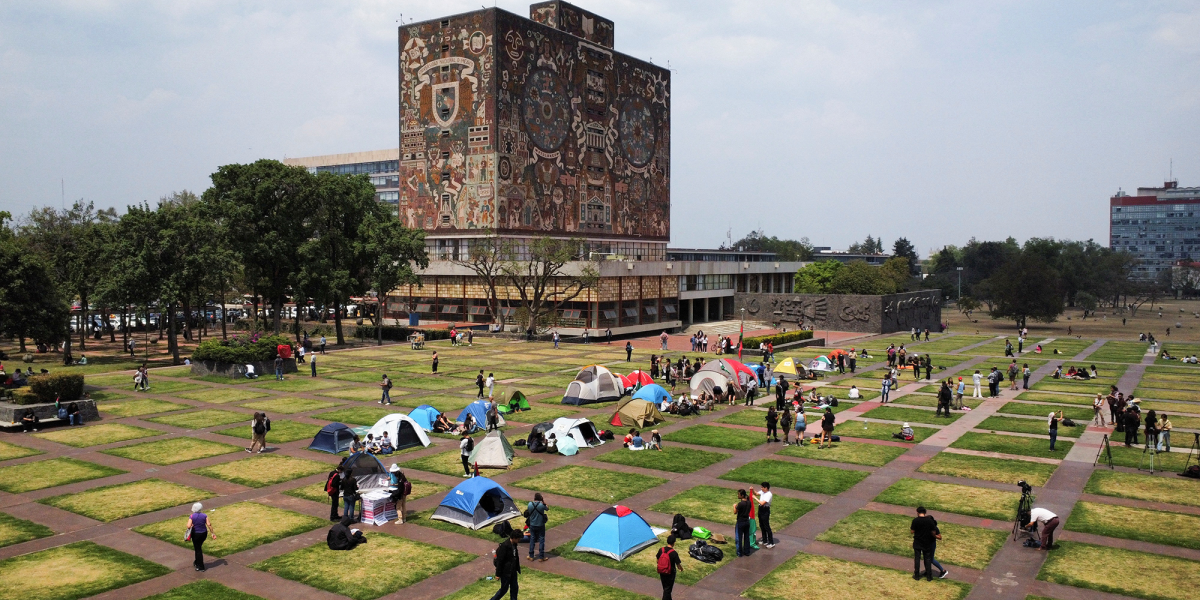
[307,422,355,454]
[574,505,658,560]
[430,476,521,530]
[408,405,442,431]
[457,401,504,433]
[631,384,670,407]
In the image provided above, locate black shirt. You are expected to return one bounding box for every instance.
[1049,417,1058,431]
[735,499,751,522]
[911,515,939,546]
[656,547,682,574]
[822,412,835,429]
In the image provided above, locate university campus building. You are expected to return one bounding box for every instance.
[1110,180,1200,279]
[286,2,803,335]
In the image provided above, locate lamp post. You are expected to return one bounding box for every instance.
[956,267,964,300]
[739,307,745,360]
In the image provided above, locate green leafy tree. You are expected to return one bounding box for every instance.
[984,251,1064,327]
[794,260,842,293]
[879,257,911,292]
[361,216,427,345]
[828,260,891,295]
[0,212,70,352]
[892,237,920,276]
[729,229,814,261]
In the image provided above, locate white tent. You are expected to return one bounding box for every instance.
[689,370,735,398]
[562,365,622,405]
[366,414,432,451]
[468,430,515,469]
[549,417,603,448]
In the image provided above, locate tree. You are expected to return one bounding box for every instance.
[500,237,598,334]
[879,257,911,292]
[958,296,981,319]
[848,235,882,255]
[984,251,1064,327]
[0,212,70,352]
[361,216,427,345]
[454,232,513,326]
[828,260,891,295]
[728,229,814,261]
[892,237,920,276]
[794,260,843,293]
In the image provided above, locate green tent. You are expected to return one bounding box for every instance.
[498,391,531,414]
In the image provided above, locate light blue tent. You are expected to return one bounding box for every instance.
[574,505,657,560]
[631,384,671,408]
[429,476,520,529]
[457,401,505,433]
[408,404,441,431]
[557,435,579,456]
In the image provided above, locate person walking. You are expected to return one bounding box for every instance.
[1021,363,1031,390]
[380,374,393,405]
[606,328,613,344]
[486,372,496,399]
[765,407,779,443]
[972,370,982,398]
[836,352,846,374]
[552,330,560,349]
[460,431,474,477]
[881,375,892,403]
[625,341,634,361]
[780,407,793,445]
[1005,339,1014,357]
[757,482,775,548]
[186,503,215,572]
[734,489,752,557]
[248,412,269,453]
[324,466,342,521]
[911,506,938,581]
[1048,410,1062,451]
[476,370,486,399]
[656,535,683,600]
[526,493,549,561]
[488,529,523,600]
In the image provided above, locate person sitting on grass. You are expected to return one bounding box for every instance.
[847,385,860,399]
[623,429,636,447]
[1051,365,1062,379]
[648,429,662,451]
[350,434,365,454]
[365,434,381,454]
[527,430,547,453]
[377,432,394,455]
[629,430,645,451]
[893,422,915,441]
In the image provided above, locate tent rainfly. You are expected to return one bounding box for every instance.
[408,405,442,431]
[574,505,658,560]
[366,413,432,451]
[341,451,395,492]
[562,365,622,405]
[468,430,515,469]
[498,391,530,414]
[458,401,505,433]
[610,397,665,428]
[430,476,521,530]
[631,384,671,408]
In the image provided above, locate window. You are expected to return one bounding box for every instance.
[440,305,461,314]
[643,306,658,316]
[562,309,582,319]
[602,310,618,319]
[468,306,489,315]
[663,304,677,314]
[414,304,433,313]
[623,308,638,318]
[499,307,517,317]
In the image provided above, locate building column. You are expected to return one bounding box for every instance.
[717,297,724,321]
[701,298,708,323]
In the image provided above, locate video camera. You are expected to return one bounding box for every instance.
[1017,480,1032,495]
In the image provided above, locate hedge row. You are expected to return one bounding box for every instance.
[191,334,295,364]
[19,373,86,403]
[743,330,814,347]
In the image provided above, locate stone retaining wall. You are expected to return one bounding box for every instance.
[1,399,99,425]
[190,359,297,379]
[734,290,942,334]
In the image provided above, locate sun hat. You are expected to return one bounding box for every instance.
[903,423,910,428]
[389,463,400,472]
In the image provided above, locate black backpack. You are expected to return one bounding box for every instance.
[465,437,475,452]
[688,540,723,564]
[671,514,692,539]
[1183,465,1200,479]
[254,420,266,435]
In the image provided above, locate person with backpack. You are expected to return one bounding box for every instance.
[656,535,684,600]
[388,464,410,523]
[487,403,500,432]
[733,489,752,557]
[379,374,393,405]
[324,466,343,520]
[626,341,633,361]
[248,412,270,453]
[489,528,523,600]
[460,431,474,477]
[780,407,793,445]
[765,407,779,443]
[1008,361,1019,391]
[525,493,549,561]
[476,370,486,399]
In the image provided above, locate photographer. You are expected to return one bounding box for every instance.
[1025,507,1060,551]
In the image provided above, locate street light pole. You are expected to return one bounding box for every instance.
[739,307,745,361]
[956,267,964,300]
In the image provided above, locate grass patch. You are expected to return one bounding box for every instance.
[998,402,1095,420]
[875,478,1018,520]
[1083,470,1200,508]
[33,423,161,448]
[892,395,984,409]
[99,398,189,417]
[0,541,171,600]
[441,570,654,600]
[744,552,971,600]
[662,424,765,450]
[315,386,388,402]
[592,446,731,473]
[720,459,868,495]
[174,388,271,404]
[1065,501,1200,549]
[411,501,588,541]
[554,529,733,586]
[950,432,1072,459]
[409,395,477,413]
[191,374,256,385]
[863,405,962,425]
[240,397,339,414]
[818,509,1005,569]
[1015,391,1094,405]
[0,457,125,494]
[313,406,403,426]
[216,419,322,443]
[1087,341,1150,363]
[190,454,330,488]
[252,532,475,600]
[1100,444,1196,473]
[499,405,580,424]
[401,450,541,478]
[391,376,471,391]
[918,453,1057,487]
[833,420,938,443]
[778,440,907,466]
[716,408,774,428]
[40,479,215,522]
[976,416,1082,438]
[821,387,881,401]
[1133,387,1200,402]
[1038,541,1199,600]
[102,437,242,465]
[512,465,666,503]
[327,371,394,384]
[142,581,264,600]
[145,409,248,429]
[247,377,342,392]
[0,440,42,461]
[133,379,207,394]
[135,501,326,557]
[0,512,54,549]
[907,334,995,353]
[649,484,818,527]
[1032,381,1118,395]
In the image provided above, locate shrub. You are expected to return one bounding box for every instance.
[191,334,295,364]
[27,373,86,403]
[744,330,814,347]
[11,389,40,405]
[355,326,452,342]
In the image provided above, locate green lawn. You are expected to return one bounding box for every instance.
[240,397,340,414]
[592,446,731,473]
[216,419,322,443]
[190,454,331,487]
[140,581,265,600]
[512,465,666,503]
[648,484,818,527]
[1083,470,1200,508]
[406,395,476,413]
[716,408,775,428]
[102,437,243,465]
[135,501,327,557]
[1032,381,1117,395]
[0,440,41,461]
[251,533,476,600]
[907,334,995,353]
[862,405,962,425]
[553,530,733,586]
[918,452,1058,487]
[1133,387,1200,401]
[720,459,868,495]
[998,402,1095,420]
[316,386,391,402]
[1034,338,1097,358]
[1065,501,1200,549]
[328,371,395,384]
[32,423,162,448]
[401,449,540,478]
[778,440,906,466]
[1038,541,1199,600]
[662,424,766,450]
[174,388,272,404]
[0,541,171,600]
[950,432,1072,459]
[975,416,1082,438]
[892,395,984,409]
[0,512,54,549]
[40,479,215,522]
[99,398,190,417]
[744,552,971,600]
[313,406,401,426]
[1014,391,1095,405]
[248,378,342,392]
[833,420,938,443]
[411,501,588,542]
[1100,444,1195,472]
[1086,341,1150,363]
[440,570,654,600]
[145,409,248,429]
[132,379,207,394]
[817,510,1006,569]
[0,457,125,494]
[875,478,1019,520]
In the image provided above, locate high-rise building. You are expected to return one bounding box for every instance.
[1110,180,1200,278]
[284,149,400,217]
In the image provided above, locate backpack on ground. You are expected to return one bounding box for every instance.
[671,514,692,540]
[656,548,676,574]
[492,520,514,538]
[688,540,724,564]
[1061,418,1076,427]
[600,430,615,441]
[514,439,527,446]
[1183,465,1200,479]
[692,526,712,540]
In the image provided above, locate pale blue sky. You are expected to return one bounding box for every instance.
[1,1,1197,255]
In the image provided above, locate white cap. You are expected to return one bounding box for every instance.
[1048,412,1056,418]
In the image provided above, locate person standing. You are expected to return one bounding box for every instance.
[1008,361,1019,391]
[380,374,393,405]
[660,331,669,351]
[819,407,836,449]
[553,330,560,349]
[341,468,360,521]
[248,412,269,453]
[836,352,846,374]
[881,375,892,403]
[795,407,807,443]
[476,370,486,399]
[606,328,612,344]
[489,529,523,600]
[460,431,474,477]
[924,355,932,381]
[1092,394,1106,426]
[972,370,982,398]
[1026,507,1060,551]
[1048,410,1062,451]
[656,535,683,600]
[486,372,496,399]
[936,381,951,417]
[1022,363,1031,390]
[848,349,857,373]
[431,351,439,374]
[1018,336,1024,354]
[1005,339,1014,357]
[1159,413,1172,451]
[734,489,752,557]
[955,377,965,409]
[324,466,342,521]
[274,355,284,381]
[310,354,317,377]
[910,506,938,581]
[389,464,411,523]
[583,328,589,344]
[526,493,549,561]
[626,341,634,361]
[186,503,215,572]
[320,334,327,354]
[756,482,775,548]
[765,407,779,443]
[780,407,793,445]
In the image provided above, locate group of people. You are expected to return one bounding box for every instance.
[0,365,41,388]
[447,326,474,346]
[1050,364,1098,380]
[622,428,662,451]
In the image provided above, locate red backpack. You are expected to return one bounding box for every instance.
[657,548,675,574]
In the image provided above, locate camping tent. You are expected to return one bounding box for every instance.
[468,430,515,469]
[557,434,579,456]
[550,417,603,447]
[497,391,530,414]
[341,451,395,491]
[610,397,665,428]
[631,384,671,408]
[574,505,658,560]
[690,370,737,398]
[562,365,622,405]
[408,405,441,431]
[367,414,432,451]
[700,358,756,386]
[308,422,356,454]
[430,476,521,530]
[457,401,505,433]
[807,356,835,373]
[773,357,803,377]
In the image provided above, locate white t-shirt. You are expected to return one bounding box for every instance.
[1029,508,1056,525]
[972,373,982,385]
[757,490,773,507]
[848,388,860,399]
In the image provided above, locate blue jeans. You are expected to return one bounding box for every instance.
[69,414,81,425]
[382,389,391,404]
[528,526,546,559]
[1049,429,1058,450]
[1159,431,1170,451]
[343,494,359,520]
[275,368,283,380]
[735,520,751,556]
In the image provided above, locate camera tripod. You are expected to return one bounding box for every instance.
[1093,434,1114,469]
[1139,430,1160,474]
[1183,432,1200,474]
[1011,486,1036,542]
